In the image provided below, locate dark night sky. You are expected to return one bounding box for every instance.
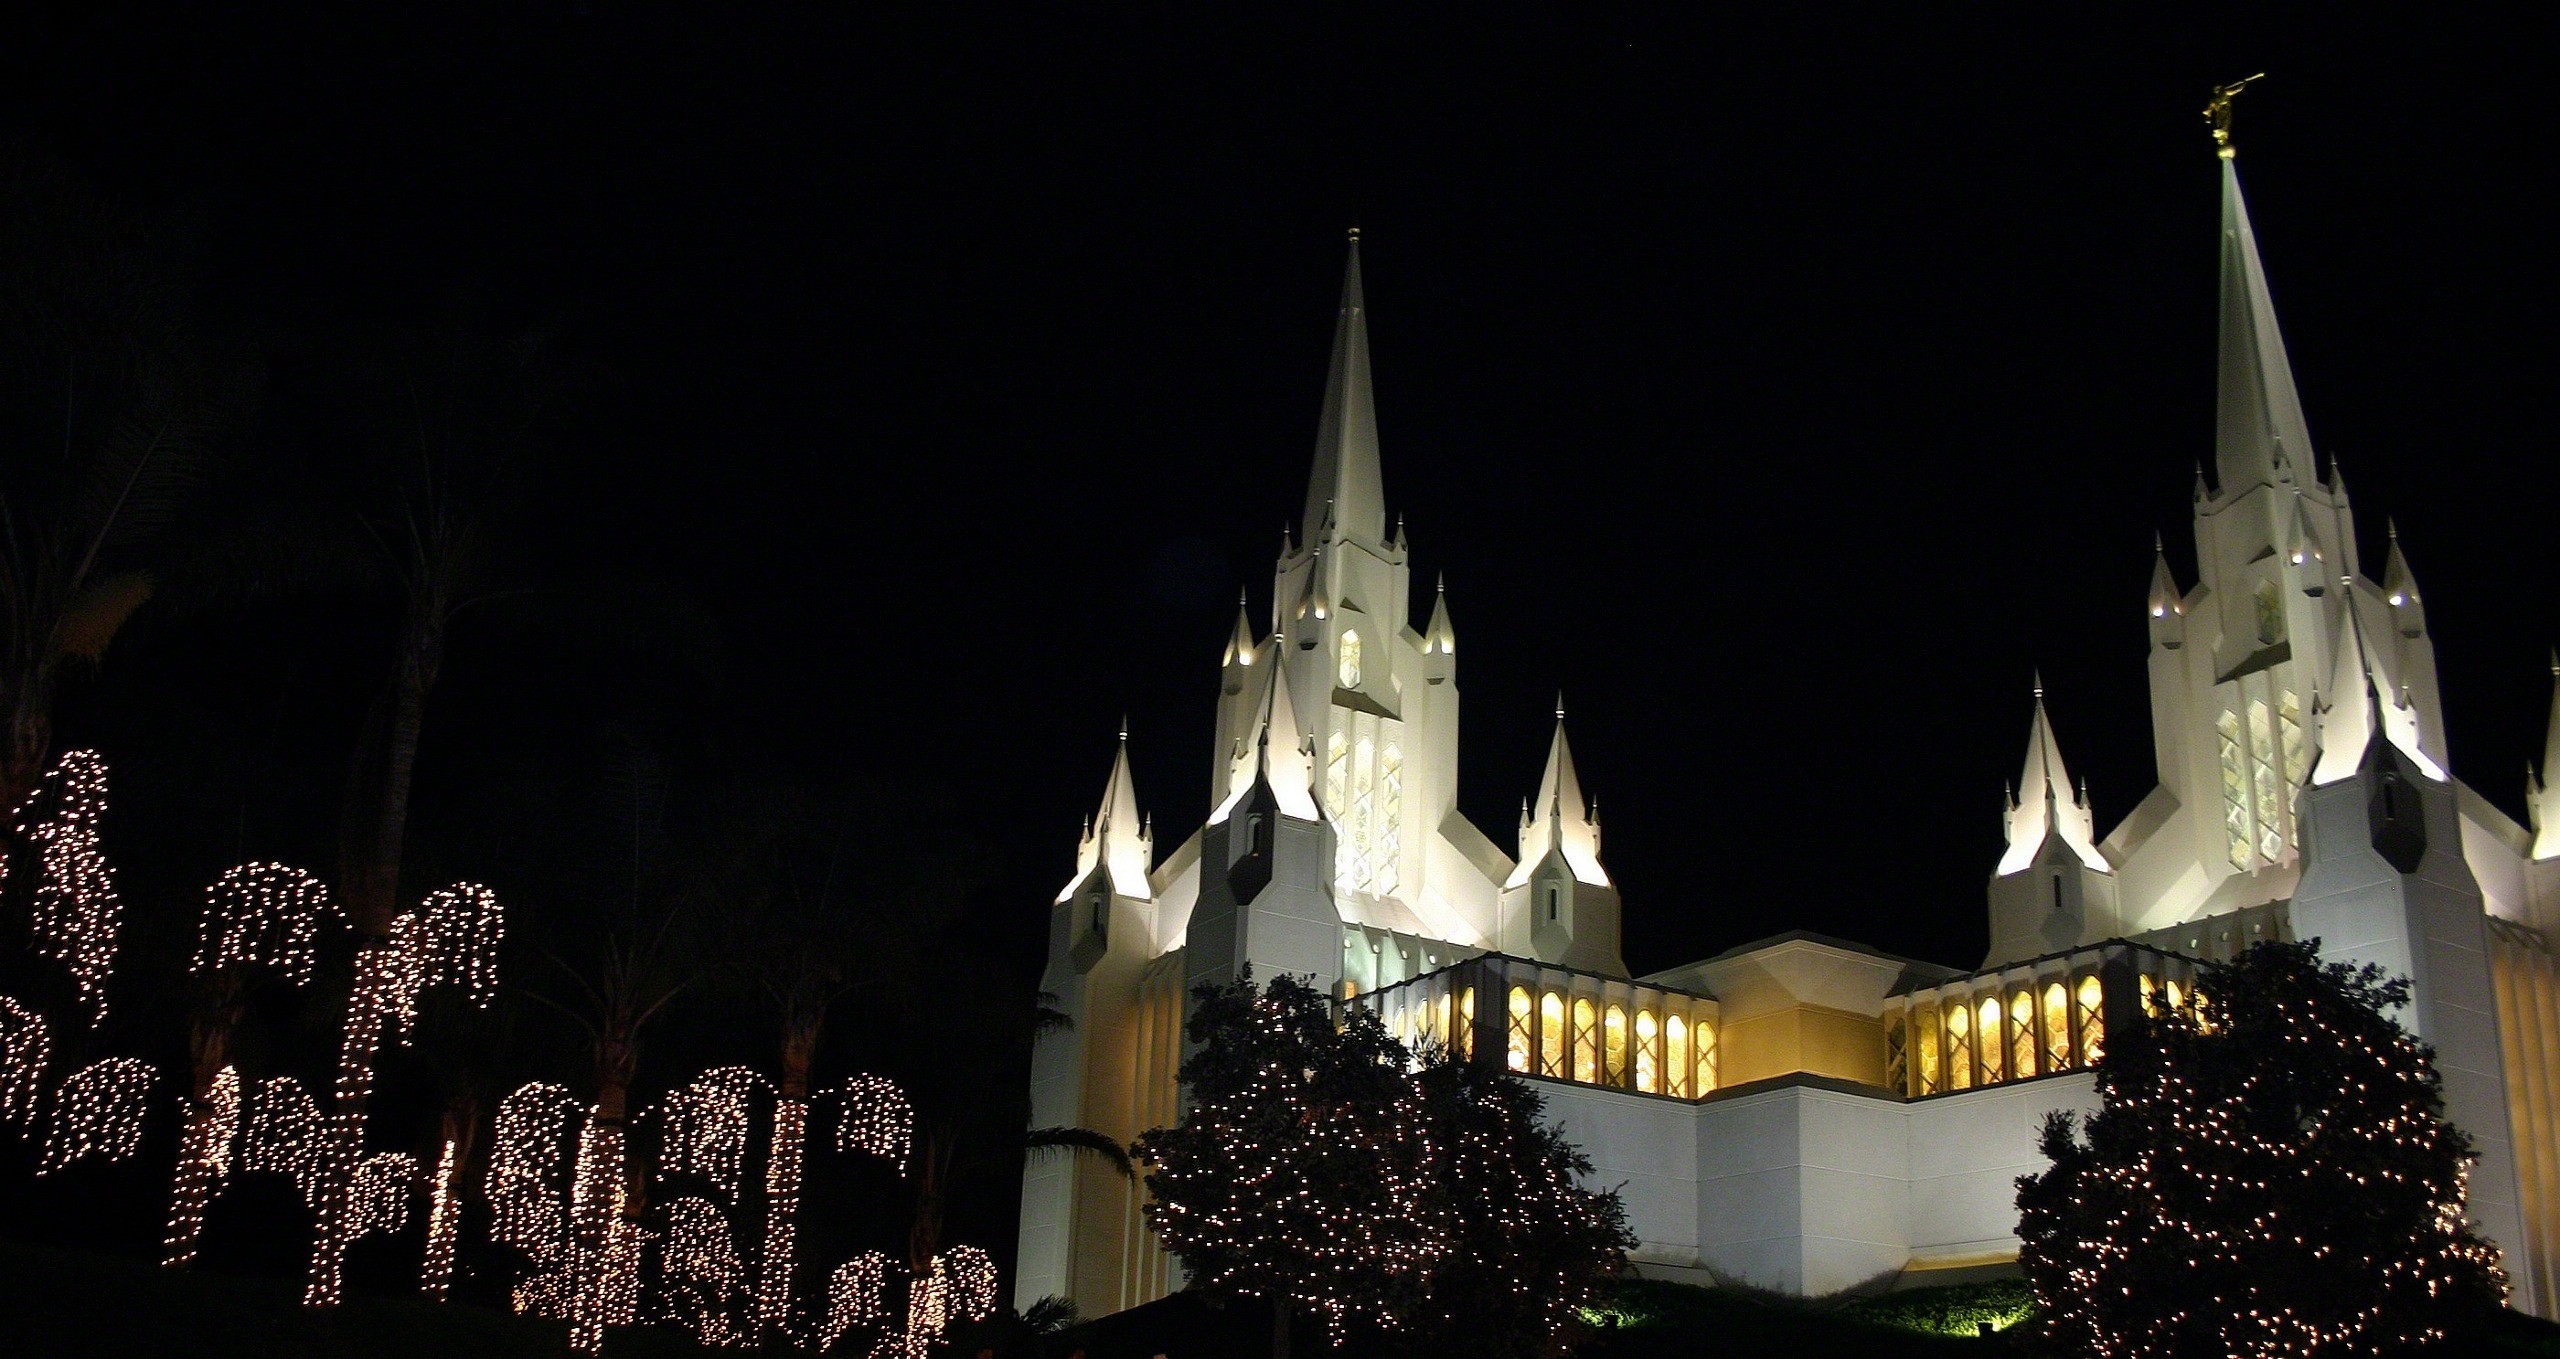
[9,4,2560,980]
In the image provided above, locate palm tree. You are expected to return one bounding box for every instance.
[0,161,245,813]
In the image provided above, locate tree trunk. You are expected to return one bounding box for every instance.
[757,1021,818,1337]
[1272,1296,1291,1359]
[303,937,397,1306]
[421,1095,478,1301]
[569,1042,640,1353]
[161,1006,237,1269]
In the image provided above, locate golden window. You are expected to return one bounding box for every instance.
[1666,1014,1691,1098]
[1603,1005,1628,1085]
[1505,987,1531,1072]
[2042,981,2070,1071]
[1977,995,2006,1084]
[1697,1019,1719,1094]
[2075,974,2104,1064]
[1946,1003,1973,1091]
[2009,989,2036,1079]
[1338,630,1362,688]
[1539,991,1566,1078]
[1635,1010,1660,1094]
[1570,997,1598,1083]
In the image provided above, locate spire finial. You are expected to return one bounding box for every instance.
[1348,225,1360,243]
[2388,515,2400,542]
[1555,691,1566,722]
[2205,73,2265,158]
[1119,715,1129,743]
[1435,571,1445,594]
[2032,668,2045,700]
[2548,645,2557,678]
[2153,529,2165,555]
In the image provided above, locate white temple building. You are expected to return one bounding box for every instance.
[1017,148,2560,1319]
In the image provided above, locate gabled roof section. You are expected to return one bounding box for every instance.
[1210,639,1321,824]
[2214,157,2318,496]
[1506,705,1609,888]
[1057,730,1153,902]
[1302,232,1388,548]
[1998,678,2107,874]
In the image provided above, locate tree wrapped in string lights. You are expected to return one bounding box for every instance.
[305,880,503,1306]
[40,1055,154,1173]
[14,749,123,1024]
[2016,940,2507,1358]
[0,996,47,1124]
[166,863,339,1267]
[1137,973,1431,1355]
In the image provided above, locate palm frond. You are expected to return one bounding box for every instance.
[1025,1125,1135,1181]
[50,568,151,662]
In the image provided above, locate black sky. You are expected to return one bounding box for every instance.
[9,5,2560,977]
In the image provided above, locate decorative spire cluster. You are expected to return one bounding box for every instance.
[1999,675,2107,876]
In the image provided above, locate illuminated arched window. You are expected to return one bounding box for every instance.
[1539,991,1566,1078]
[1666,1015,1691,1098]
[1634,1010,1660,1094]
[1977,995,2006,1084]
[1505,988,1532,1072]
[1915,1008,1941,1095]
[2042,981,2071,1071]
[2075,974,2105,1064]
[1456,987,1476,1059]
[1338,630,1362,688]
[1945,1002,1973,1091]
[2164,978,2186,1013]
[1602,1006,1628,1085]
[2254,579,2285,646]
[1570,998,1598,1083]
[1885,1015,1908,1095]
[1697,1019,1719,1094]
[2009,990,2036,1079]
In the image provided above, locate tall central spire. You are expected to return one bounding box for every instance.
[2213,157,2317,494]
[1303,231,1387,547]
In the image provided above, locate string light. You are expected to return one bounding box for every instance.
[421,1138,461,1300]
[937,1245,999,1323]
[40,1056,152,1173]
[0,996,47,1124]
[836,1073,911,1172]
[308,882,503,1306]
[349,1151,419,1238]
[819,1252,891,1351]
[242,1076,326,1204]
[654,1066,764,1195]
[380,882,506,1040]
[15,750,122,1024]
[567,1110,639,1353]
[901,1269,948,1359]
[162,1064,243,1266]
[192,863,338,984]
[756,1096,807,1332]
[514,1270,574,1318]
[659,1195,750,1347]
[488,1081,582,1267]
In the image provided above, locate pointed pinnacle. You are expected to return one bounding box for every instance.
[1555,691,1567,722]
[2153,530,2165,555]
[1436,571,1445,594]
[2388,516,2400,542]
[1118,716,1129,743]
[2032,668,2045,701]
[1347,225,1360,243]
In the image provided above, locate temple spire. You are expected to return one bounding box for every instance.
[1057,728,1152,902]
[1303,231,1387,548]
[1507,706,1608,888]
[1999,677,2105,875]
[2213,147,2317,496]
[2533,649,2560,859]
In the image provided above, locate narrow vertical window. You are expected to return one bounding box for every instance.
[1505,987,1532,1072]
[1603,1005,1628,1085]
[1337,630,1362,688]
[1884,1016,1907,1096]
[1916,1008,1941,1095]
[1635,1010,1660,1094]
[1697,1019,1720,1093]
[2218,709,2251,869]
[2075,974,2105,1064]
[2051,874,2066,912]
[1946,1003,1973,1090]
[1570,998,1598,1083]
[2249,698,2283,863]
[2010,990,2036,1079]
[1539,992,1567,1078]
[2254,579,2285,646]
[1977,995,2006,1084]
[1667,1015,1692,1098]
[2043,981,2071,1071]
